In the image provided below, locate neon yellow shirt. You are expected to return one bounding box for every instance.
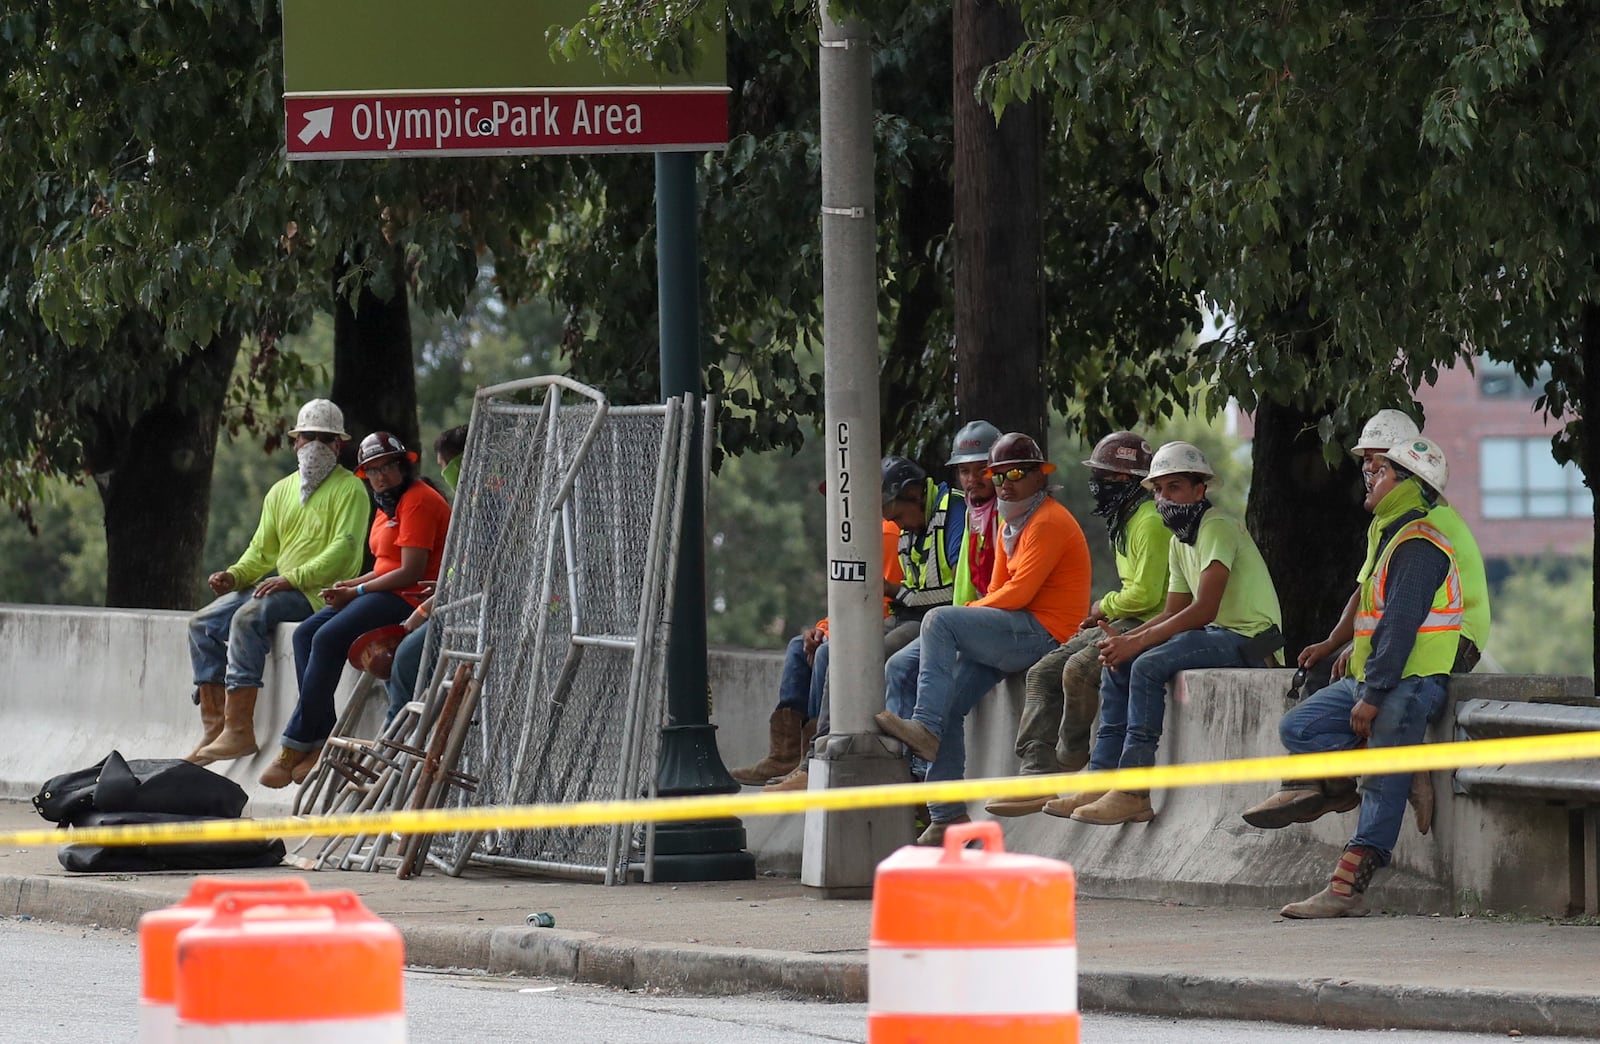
[226,468,370,610]
[1098,498,1170,623]
[1167,509,1282,638]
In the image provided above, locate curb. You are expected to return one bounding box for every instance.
[7,874,1600,1038]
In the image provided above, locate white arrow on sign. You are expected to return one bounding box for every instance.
[297,107,335,144]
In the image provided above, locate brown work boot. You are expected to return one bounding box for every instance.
[1242,778,1359,829]
[192,687,260,763]
[184,683,227,764]
[765,763,809,792]
[1041,791,1105,819]
[1071,790,1154,825]
[1281,844,1378,919]
[915,813,971,846]
[985,778,1058,818]
[873,710,940,762]
[1409,772,1434,835]
[259,747,318,789]
[730,708,805,785]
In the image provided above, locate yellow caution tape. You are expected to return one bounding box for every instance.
[5,731,1598,850]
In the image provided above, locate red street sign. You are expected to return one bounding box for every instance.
[285,89,728,160]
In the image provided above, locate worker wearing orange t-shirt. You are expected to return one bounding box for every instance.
[876,432,1092,843]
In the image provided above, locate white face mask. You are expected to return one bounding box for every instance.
[297,441,338,502]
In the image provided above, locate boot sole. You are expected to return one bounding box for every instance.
[1281,903,1370,919]
[1071,810,1154,825]
[985,797,1052,818]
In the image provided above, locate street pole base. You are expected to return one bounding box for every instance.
[801,731,916,897]
[650,723,755,882]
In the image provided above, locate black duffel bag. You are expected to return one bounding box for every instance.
[56,811,285,873]
[32,750,248,823]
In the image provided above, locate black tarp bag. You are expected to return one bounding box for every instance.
[56,811,285,873]
[31,750,248,823]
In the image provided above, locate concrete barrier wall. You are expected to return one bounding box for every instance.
[1,605,1592,915]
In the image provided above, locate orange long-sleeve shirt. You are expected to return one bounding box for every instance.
[974,497,1092,642]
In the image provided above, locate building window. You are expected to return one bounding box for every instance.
[1480,437,1591,519]
[1478,357,1549,399]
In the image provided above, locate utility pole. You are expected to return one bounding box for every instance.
[802,4,915,897]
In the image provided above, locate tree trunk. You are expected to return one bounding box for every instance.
[1580,300,1600,682]
[93,332,240,609]
[330,249,419,461]
[881,162,954,465]
[952,0,1045,447]
[1246,396,1371,655]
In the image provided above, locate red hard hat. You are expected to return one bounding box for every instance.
[988,432,1056,474]
[355,431,418,477]
[346,623,410,681]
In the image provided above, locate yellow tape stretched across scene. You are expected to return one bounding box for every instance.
[4,731,1599,850]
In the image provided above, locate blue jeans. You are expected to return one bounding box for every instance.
[1093,626,1252,773]
[283,593,412,751]
[1278,674,1448,863]
[188,587,313,691]
[897,606,1058,823]
[385,621,431,725]
[775,633,828,721]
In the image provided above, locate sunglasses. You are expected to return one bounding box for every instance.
[987,464,1039,485]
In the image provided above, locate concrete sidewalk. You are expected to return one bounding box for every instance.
[2,801,1598,1038]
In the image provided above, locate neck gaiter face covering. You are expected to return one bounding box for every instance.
[374,475,414,520]
[997,490,1047,556]
[1155,496,1212,545]
[297,442,338,503]
[1088,478,1148,548]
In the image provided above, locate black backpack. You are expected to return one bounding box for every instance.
[32,750,248,823]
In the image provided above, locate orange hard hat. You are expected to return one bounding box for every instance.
[346,623,410,680]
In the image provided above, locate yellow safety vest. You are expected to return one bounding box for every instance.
[1350,519,1462,681]
[897,480,961,592]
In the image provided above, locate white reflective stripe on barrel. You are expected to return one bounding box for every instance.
[175,1015,405,1042]
[868,945,1078,1016]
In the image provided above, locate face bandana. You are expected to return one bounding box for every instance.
[297,442,338,503]
[373,475,414,520]
[1087,478,1148,547]
[1156,496,1212,545]
[997,490,1047,556]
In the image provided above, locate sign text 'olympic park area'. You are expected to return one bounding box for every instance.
[281,0,728,160]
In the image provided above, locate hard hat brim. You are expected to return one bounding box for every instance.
[347,623,411,680]
[289,426,352,439]
[355,450,420,478]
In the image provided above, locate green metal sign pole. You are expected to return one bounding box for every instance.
[651,151,755,881]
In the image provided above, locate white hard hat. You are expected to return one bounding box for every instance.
[1141,441,1216,490]
[1350,409,1419,457]
[288,399,349,439]
[1379,436,1448,502]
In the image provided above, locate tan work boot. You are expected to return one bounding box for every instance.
[915,813,971,846]
[184,683,227,764]
[1041,791,1105,819]
[873,710,940,762]
[730,708,805,785]
[1241,777,1359,829]
[1071,790,1154,825]
[1409,772,1434,835]
[192,687,260,763]
[1281,844,1378,919]
[985,788,1056,818]
[765,763,809,792]
[259,746,319,789]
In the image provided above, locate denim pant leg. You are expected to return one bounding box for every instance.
[284,593,412,751]
[925,657,1010,823]
[1091,663,1131,772]
[190,591,251,686]
[1118,627,1250,770]
[1350,675,1448,862]
[224,588,313,690]
[775,634,813,715]
[884,639,922,720]
[1278,676,1362,755]
[385,622,430,725]
[911,606,1059,739]
[806,640,830,722]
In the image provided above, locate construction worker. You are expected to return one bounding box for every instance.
[987,431,1170,817]
[1298,409,1491,832]
[876,432,1092,843]
[731,451,970,787]
[183,399,369,766]
[946,420,1004,606]
[261,432,452,788]
[1242,437,1461,918]
[1053,441,1283,827]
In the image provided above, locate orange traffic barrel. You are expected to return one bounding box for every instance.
[869,821,1078,1043]
[175,889,405,1042]
[138,876,312,1044]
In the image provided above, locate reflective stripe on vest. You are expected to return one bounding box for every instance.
[898,480,960,592]
[1351,520,1462,681]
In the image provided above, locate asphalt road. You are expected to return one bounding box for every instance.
[1,917,1590,1043]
